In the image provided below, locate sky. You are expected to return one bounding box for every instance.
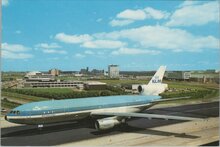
[2,0,220,71]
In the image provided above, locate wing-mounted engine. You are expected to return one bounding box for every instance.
[95,118,121,130]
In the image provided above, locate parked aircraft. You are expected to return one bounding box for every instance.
[5,66,200,130]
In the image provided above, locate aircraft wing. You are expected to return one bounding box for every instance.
[91,112,201,121]
[152,96,191,103]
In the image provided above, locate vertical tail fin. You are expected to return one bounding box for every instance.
[148,66,166,85]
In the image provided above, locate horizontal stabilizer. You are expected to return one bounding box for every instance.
[91,112,202,121]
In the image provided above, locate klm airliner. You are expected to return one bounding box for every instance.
[5,66,199,130]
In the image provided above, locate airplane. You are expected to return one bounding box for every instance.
[5,66,201,130]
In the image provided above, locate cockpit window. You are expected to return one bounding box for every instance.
[10,110,20,115]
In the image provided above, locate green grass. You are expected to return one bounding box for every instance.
[23,88,74,93]
[1,99,20,109]
[160,81,219,99]
[56,76,82,81]
[2,91,49,102]
[2,86,127,100]
[167,81,206,88]
[2,80,219,109]
[159,80,219,105]
[1,91,51,109]
[159,90,219,105]
[2,73,25,81]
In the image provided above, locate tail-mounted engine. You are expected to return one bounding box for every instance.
[137,85,147,93]
[137,84,168,96]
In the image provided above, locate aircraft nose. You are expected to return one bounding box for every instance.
[5,115,7,121]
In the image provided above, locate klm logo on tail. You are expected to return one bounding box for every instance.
[148,66,166,85]
[152,76,162,83]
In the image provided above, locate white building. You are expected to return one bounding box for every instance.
[24,71,54,82]
[108,65,119,78]
[49,69,60,76]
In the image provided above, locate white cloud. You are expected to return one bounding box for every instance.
[35,43,66,54]
[109,19,134,27]
[2,0,9,6]
[178,1,201,8]
[55,32,126,49]
[166,1,219,26]
[111,47,161,55]
[55,24,218,53]
[2,43,33,59]
[84,50,94,55]
[55,33,93,44]
[81,40,126,49]
[15,30,21,34]
[42,49,67,54]
[35,43,61,49]
[2,43,30,52]
[144,7,170,19]
[110,7,169,27]
[117,9,147,20]
[2,50,33,59]
[74,53,85,58]
[94,25,219,52]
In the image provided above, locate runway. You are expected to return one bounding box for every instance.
[1,101,219,146]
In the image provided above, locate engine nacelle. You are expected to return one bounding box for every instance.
[137,85,147,93]
[95,119,121,130]
[138,83,168,95]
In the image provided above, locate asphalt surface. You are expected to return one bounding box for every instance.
[1,101,219,146]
